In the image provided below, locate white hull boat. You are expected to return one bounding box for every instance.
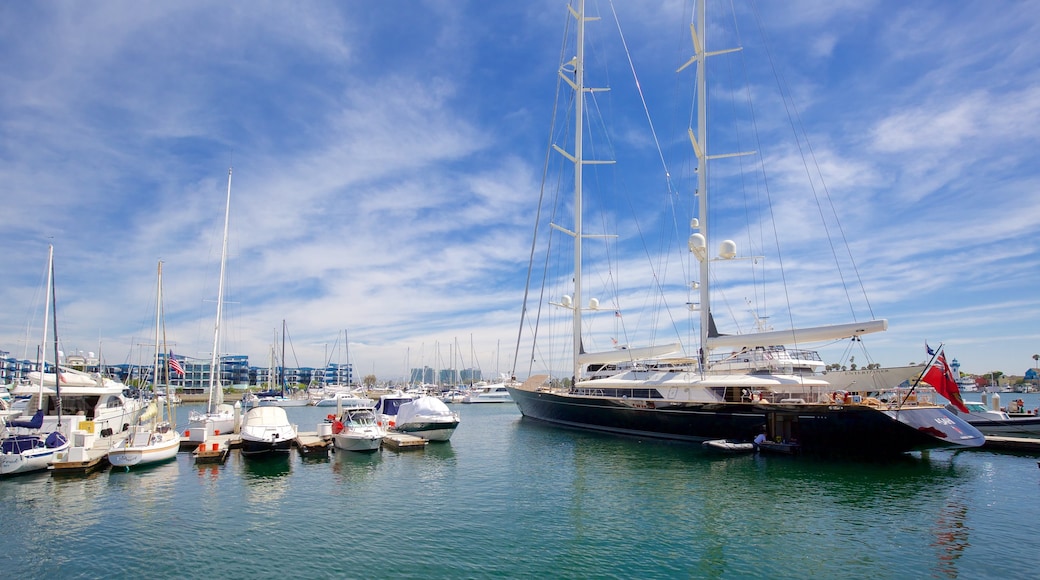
[702,439,755,454]
[393,396,459,442]
[240,406,297,456]
[331,404,384,453]
[108,425,180,468]
[462,381,515,404]
[186,404,237,443]
[0,431,70,476]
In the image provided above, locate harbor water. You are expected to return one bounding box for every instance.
[2,395,1039,579]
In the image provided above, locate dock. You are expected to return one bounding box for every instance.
[51,432,126,475]
[193,440,231,464]
[381,432,428,451]
[982,435,1040,452]
[296,434,332,457]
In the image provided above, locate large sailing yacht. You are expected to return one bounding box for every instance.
[506,0,984,456]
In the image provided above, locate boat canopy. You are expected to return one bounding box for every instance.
[396,397,453,424]
[8,409,44,429]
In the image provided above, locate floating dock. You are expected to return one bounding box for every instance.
[193,440,230,464]
[51,432,127,475]
[982,435,1040,452]
[381,432,428,450]
[296,434,332,457]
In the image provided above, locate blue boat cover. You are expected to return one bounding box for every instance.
[8,409,44,430]
[1,435,43,454]
[45,431,68,448]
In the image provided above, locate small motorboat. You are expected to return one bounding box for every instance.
[240,406,297,456]
[331,404,385,453]
[702,439,756,454]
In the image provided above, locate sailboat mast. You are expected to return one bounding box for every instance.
[36,245,53,411]
[571,0,587,382]
[695,0,710,368]
[209,167,232,411]
[49,247,62,427]
[153,261,162,422]
[280,320,286,396]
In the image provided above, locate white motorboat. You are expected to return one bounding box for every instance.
[331,403,385,453]
[393,396,460,442]
[461,380,514,404]
[240,406,297,456]
[373,392,417,430]
[945,397,1040,438]
[702,439,755,454]
[315,391,369,407]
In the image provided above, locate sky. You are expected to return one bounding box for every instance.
[1,0,1038,382]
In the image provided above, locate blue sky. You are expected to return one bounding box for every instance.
[1,0,1037,381]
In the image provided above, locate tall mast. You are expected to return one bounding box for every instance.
[571,0,586,383]
[695,0,710,368]
[50,247,62,427]
[280,319,286,396]
[153,261,162,425]
[209,167,232,411]
[36,245,53,411]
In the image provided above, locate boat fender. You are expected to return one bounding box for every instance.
[332,421,344,434]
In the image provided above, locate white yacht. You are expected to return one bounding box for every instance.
[462,381,514,404]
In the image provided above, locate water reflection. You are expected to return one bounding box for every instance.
[240,452,292,481]
[931,495,970,578]
[330,447,382,484]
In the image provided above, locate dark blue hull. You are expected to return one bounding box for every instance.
[506,386,985,456]
[240,438,292,457]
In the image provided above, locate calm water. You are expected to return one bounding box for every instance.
[2,394,1039,579]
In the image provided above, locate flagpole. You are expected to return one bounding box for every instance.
[901,342,943,408]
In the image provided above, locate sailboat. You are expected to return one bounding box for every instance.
[107,261,181,469]
[252,321,308,407]
[186,168,239,443]
[1,245,71,476]
[505,0,985,456]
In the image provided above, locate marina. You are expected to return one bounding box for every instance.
[0,0,1038,577]
[2,401,1040,578]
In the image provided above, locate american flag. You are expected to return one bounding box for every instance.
[168,352,185,375]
